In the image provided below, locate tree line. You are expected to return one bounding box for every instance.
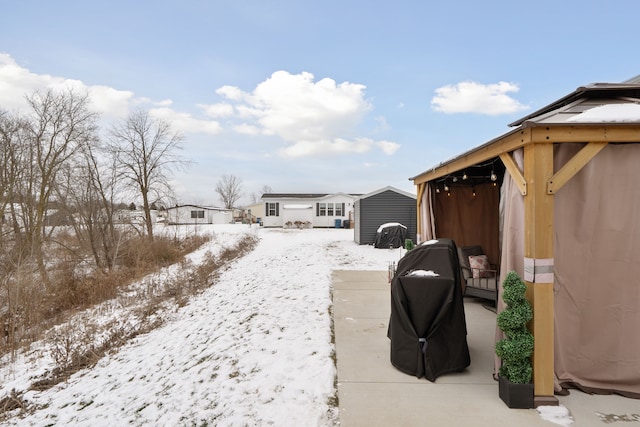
[0,89,191,354]
[1,89,187,271]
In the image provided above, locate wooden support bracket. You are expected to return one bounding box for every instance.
[499,152,527,195]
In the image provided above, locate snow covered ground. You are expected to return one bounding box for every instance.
[0,225,405,426]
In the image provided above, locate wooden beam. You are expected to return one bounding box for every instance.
[523,142,557,404]
[411,128,532,184]
[547,142,608,194]
[530,125,640,143]
[411,124,640,186]
[499,152,527,196]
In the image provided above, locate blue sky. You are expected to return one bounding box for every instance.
[2,0,639,206]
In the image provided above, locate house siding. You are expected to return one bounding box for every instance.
[355,189,417,245]
[260,194,357,228]
[165,206,232,225]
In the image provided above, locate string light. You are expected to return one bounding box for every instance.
[432,159,501,195]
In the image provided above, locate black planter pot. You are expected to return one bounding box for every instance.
[498,375,534,409]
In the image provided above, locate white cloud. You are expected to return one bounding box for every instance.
[88,85,135,119]
[0,53,221,135]
[233,123,261,135]
[208,70,399,158]
[431,81,529,115]
[0,54,398,157]
[150,107,222,135]
[198,102,234,118]
[279,137,374,158]
[376,140,401,155]
[0,53,134,118]
[216,85,244,101]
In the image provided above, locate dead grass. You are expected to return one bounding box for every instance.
[0,232,259,419]
[0,233,211,358]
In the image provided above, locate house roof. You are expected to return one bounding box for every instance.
[357,186,416,200]
[261,193,362,200]
[166,204,231,211]
[262,193,329,199]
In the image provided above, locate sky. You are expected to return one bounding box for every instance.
[0,225,578,426]
[1,0,640,206]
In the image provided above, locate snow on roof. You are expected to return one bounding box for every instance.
[566,103,640,123]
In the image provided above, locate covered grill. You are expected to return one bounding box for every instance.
[388,238,470,381]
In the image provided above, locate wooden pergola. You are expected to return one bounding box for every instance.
[410,82,640,405]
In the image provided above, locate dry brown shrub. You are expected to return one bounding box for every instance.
[0,389,27,416]
[117,235,203,271]
[0,231,258,419]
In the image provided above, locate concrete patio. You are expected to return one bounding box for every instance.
[332,270,639,427]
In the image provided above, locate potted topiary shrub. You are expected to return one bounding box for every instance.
[495,271,535,408]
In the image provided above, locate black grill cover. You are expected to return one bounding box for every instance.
[388,238,470,381]
[374,223,407,248]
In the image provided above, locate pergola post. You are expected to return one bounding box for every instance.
[523,142,558,406]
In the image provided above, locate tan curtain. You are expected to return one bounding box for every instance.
[494,144,640,397]
[494,148,525,377]
[553,143,640,397]
[421,184,436,242]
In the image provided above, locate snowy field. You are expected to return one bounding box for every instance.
[0,225,405,426]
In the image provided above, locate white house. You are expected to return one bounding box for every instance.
[260,193,360,228]
[164,205,232,225]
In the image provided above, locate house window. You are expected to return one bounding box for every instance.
[318,203,327,216]
[191,210,204,219]
[335,203,344,217]
[327,203,334,216]
[266,202,279,216]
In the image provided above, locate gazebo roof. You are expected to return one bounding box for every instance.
[510,82,640,127]
[410,78,640,184]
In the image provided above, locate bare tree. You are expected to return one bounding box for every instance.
[20,89,98,283]
[0,111,24,246]
[55,140,122,272]
[215,174,243,209]
[109,109,188,240]
[249,184,273,204]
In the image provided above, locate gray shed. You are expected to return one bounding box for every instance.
[354,186,417,245]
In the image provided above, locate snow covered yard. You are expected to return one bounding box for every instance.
[0,225,403,426]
